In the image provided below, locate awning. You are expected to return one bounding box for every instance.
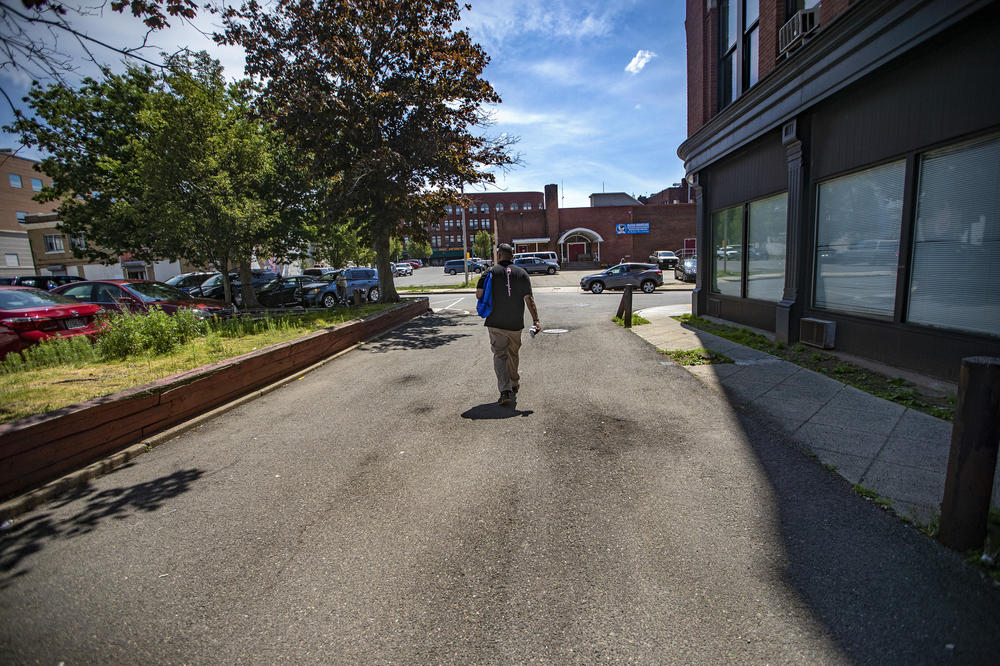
[557,228,605,244]
[511,237,550,244]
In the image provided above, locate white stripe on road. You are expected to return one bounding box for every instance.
[431,297,466,312]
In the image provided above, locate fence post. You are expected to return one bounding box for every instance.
[939,356,1000,551]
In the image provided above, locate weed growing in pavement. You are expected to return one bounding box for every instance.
[660,348,734,366]
[853,484,893,510]
[612,313,651,327]
[674,314,954,421]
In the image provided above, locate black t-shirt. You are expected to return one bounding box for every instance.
[477,261,532,331]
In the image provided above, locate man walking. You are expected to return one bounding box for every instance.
[476,243,541,406]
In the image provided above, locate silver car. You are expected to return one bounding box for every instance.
[580,262,664,294]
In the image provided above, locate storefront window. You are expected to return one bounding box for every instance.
[747,193,787,301]
[907,134,1000,336]
[814,160,905,317]
[712,205,743,296]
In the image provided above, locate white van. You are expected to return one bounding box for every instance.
[514,251,559,267]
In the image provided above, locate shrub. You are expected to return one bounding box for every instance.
[98,308,208,360]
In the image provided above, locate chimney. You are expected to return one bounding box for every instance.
[544,184,559,249]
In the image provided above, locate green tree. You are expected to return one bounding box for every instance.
[8,52,315,306]
[226,0,517,302]
[473,230,493,261]
[310,220,375,269]
[406,239,432,261]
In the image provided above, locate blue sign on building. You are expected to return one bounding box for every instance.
[615,222,650,235]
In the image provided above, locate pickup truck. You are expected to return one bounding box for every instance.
[648,250,679,269]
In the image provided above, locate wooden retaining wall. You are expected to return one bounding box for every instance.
[0,298,429,501]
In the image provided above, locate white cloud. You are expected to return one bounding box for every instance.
[625,50,657,75]
[462,1,628,50]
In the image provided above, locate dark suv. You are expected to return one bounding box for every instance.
[0,275,84,290]
[580,263,663,294]
[192,270,278,305]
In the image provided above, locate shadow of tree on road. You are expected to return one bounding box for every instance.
[461,403,534,419]
[367,313,473,353]
[0,467,203,589]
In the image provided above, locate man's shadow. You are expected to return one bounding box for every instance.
[461,402,534,420]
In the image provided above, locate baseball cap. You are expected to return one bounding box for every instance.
[497,243,514,253]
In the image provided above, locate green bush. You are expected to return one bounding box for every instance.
[98,308,208,360]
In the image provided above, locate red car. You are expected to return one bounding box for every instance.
[53,279,233,318]
[0,286,104,360]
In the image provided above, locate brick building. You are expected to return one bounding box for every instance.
[0,151,54,278]
[427,191,544,265]
[680,0,1000,381]
[496,184,695,267]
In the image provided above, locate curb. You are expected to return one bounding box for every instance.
[0,310,426,522]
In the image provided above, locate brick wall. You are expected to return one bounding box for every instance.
[0,154,57,233]
[759,0,783,80]
[559,204,695,264]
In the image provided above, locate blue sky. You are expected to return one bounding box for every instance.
[0,0,688,208]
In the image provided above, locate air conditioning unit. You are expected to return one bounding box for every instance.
[800,317,836,349]
[779,8,820,55]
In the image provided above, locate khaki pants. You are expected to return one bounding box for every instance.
[488,327,522,393]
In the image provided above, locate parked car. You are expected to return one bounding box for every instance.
[514,251,559,268]
[0,275,85,290]
[302,267,338,277]
[401,259,422,268]
[255,276,318,308]
[0,286,104,360]
[164,271,219,294]
[513,257,558,275]
[54,279,232,318]
[192,270,278,305]
[648,250,679,269]
[443,259,484,275]
[674,257,697,282]
[579,263,663,294]
[301,268,380,307]
[391,262,413,277]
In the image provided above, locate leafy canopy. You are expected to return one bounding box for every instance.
[225,0,517,301]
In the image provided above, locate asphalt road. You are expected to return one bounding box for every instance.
[2,289,999,663]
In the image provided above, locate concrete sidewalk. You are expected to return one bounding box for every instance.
[631,305,999,526]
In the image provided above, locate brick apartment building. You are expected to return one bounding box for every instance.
[679,0,1000,381]
[496,184,695,267]
[428,191,544,264]
[0,151,53,278]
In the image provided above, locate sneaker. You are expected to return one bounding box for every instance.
[498,390,513,406]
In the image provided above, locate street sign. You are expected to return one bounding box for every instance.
[615,222,650,235]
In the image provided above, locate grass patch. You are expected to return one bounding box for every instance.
[0,303,392,425]
[660,348,734,366]
[675,314,954,421]
[853,484,893,510]
[612,313,651,327]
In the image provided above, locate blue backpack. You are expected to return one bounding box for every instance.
[476,269,493,318]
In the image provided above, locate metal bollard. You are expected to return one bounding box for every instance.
[938,356,1000,551]
[623,285,633,329]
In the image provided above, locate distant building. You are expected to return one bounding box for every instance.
[0,151,54,278]
[496,184,695,266]
[642,183,693,205]
[588,192,644,207]
[24,213,184,281]
[426,191,544,265]
[679,0,1000,381]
